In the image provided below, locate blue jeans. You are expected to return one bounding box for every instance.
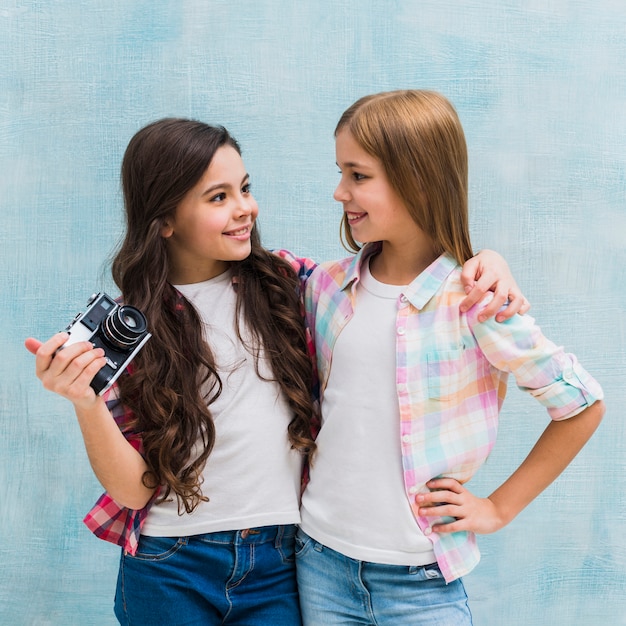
[295,529,472,625]
[114,525,301,625]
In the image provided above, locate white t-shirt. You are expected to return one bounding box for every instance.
[300,260,436,565]
[141,269,302,536]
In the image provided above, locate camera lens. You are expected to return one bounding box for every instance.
[102,305,148,351]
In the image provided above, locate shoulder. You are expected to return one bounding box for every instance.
[308,255,355,289]
[271,248,318,277]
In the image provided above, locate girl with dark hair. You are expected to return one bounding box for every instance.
[26,118,317,625]
[26,116,524,624]
[296,90,604,625]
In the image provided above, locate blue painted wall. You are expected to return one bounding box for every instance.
[2,2,624,624]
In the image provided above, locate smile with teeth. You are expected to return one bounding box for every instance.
[346,211,367,223]
[224,224,252,238]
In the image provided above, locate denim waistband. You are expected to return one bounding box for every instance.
[194,524,295,545]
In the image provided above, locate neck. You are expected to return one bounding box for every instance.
[369,239,440,286]
[168,260,231,285]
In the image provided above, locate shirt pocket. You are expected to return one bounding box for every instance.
[425,347,469,402]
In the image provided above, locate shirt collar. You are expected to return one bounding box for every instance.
[344,244,459,310]
[340,243,382,292]
[402,252,458,310]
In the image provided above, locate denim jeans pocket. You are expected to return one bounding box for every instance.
[295,528,319,559]
[132,535,187,562]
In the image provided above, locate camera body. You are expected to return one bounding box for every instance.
[61,292,151,395]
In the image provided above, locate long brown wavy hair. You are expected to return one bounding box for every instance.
[111,118,316,513]
[336,89,474,265]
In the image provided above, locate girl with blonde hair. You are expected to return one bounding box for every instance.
[297,90,604,624]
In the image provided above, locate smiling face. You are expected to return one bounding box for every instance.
[334,128,422,248]
[161,145,258,284]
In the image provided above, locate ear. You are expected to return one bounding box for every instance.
[160,219,174,238]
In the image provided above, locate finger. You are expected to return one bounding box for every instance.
[419,503,460,518]
[426,478,463,492]
[41,341,100,382]
[56,347,105,384]
[430,519,467,534]
[460,265,501,313]
[33,333,71,377]
[67,355,108,395]
[24,337,43,355]
[459,287,481,312]
[459,257,481,291]
[35,332,70,358]
[495,290,524,322]
[460,273,495,312]
[477,290,507,322]
[519,297,530,315]
[417,485,462,508]
[43,350,106,396]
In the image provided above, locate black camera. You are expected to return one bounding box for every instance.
[61,292,151,395]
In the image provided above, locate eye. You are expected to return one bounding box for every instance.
[352,172,367,181]
[210,192,226,202]
[242,182,251,194]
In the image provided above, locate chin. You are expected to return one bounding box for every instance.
[232,245,253,261]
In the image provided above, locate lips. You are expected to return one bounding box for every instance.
[223,224,253,238]
[346,211,366,223]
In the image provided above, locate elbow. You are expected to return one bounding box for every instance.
[578,398,605,438]
[109,488,155,511]
[592,398,606,425]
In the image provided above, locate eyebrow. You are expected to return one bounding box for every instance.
[337,160,370,169]
[200,173,250,198]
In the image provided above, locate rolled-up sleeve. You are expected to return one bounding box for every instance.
[469,308,604,421]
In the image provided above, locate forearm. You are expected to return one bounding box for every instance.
[74,399,155,509]
[489,400,605,526]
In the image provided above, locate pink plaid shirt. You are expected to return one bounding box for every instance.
[304,243,604,582]
[83,251,318,555]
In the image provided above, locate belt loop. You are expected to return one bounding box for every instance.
[275,524,284,547]
[241,528,261,540]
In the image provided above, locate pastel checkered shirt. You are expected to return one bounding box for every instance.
[303,243,603,582]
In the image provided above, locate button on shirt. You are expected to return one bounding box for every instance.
[303,243,604,583]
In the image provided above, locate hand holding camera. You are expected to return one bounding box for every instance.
[60,293,151,395]
[25,293,151,400]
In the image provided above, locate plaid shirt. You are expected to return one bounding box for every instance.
[304,243,604,582]
[83,251,319,555]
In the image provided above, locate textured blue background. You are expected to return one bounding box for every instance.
[2,2,625,624]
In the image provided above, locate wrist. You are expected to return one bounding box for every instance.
[487,495,516,530]
[73,394,106,418]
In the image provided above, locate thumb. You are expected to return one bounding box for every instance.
[24,337,43,355]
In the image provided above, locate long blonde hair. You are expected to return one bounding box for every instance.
[336,89,473,264]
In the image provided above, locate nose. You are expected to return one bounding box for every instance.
[236,194,257,218]
[334,178,349,203]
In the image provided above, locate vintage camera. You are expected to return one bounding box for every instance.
[61,293,151,395]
